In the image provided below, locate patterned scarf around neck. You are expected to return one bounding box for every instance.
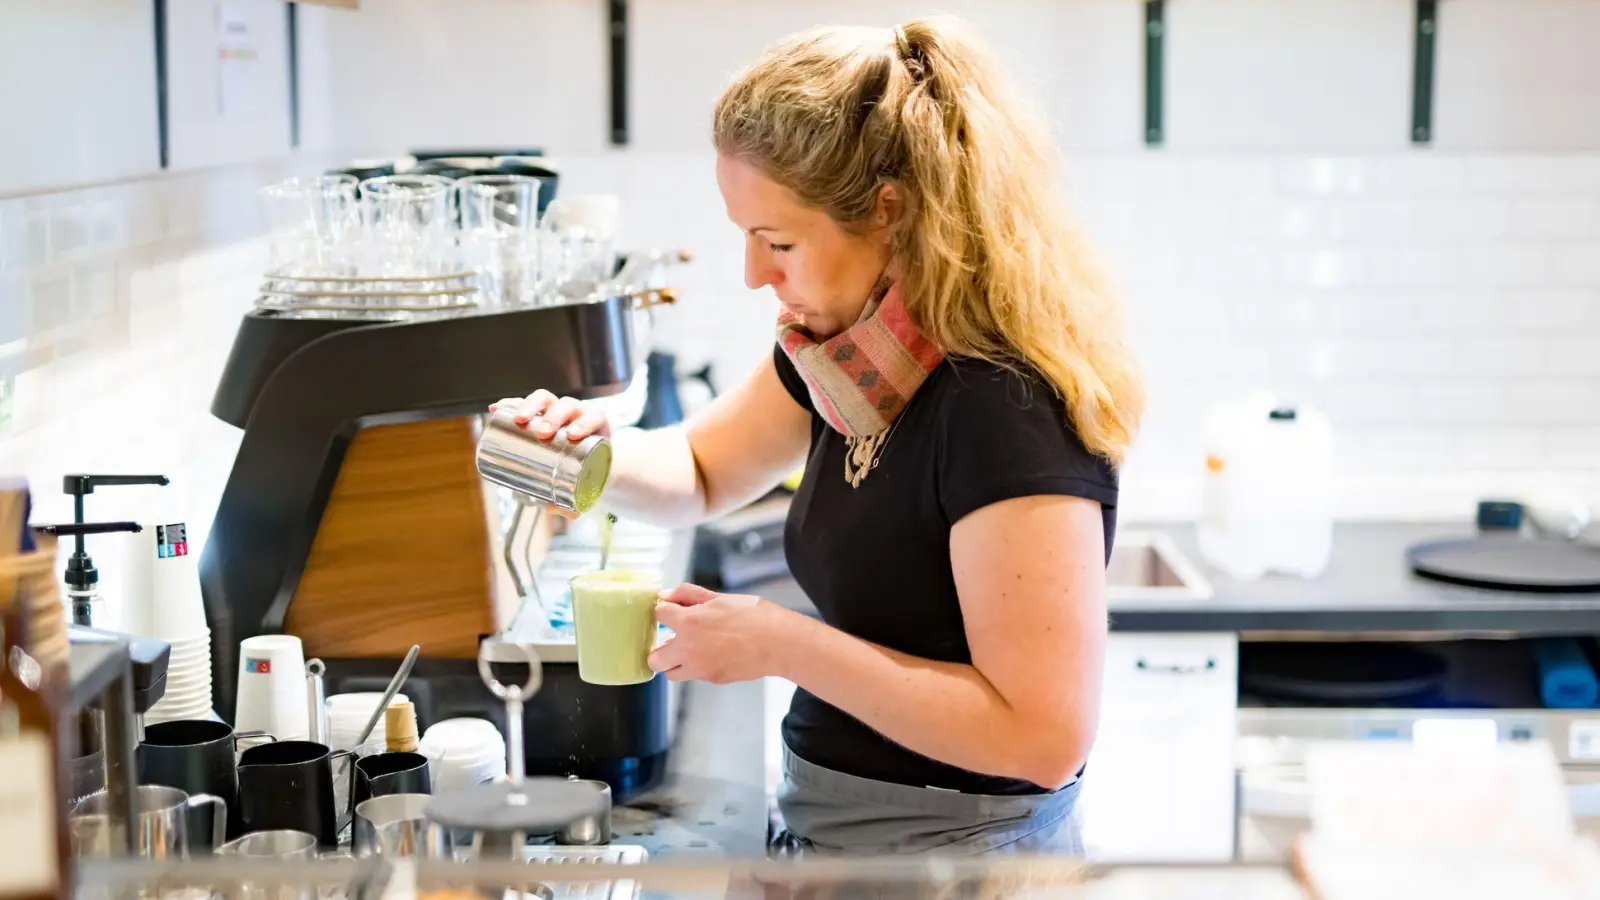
[777,280,944,487]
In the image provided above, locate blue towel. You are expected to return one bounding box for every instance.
[1533,637,1599,709]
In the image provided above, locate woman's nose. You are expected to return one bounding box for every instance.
[744,247,779,291]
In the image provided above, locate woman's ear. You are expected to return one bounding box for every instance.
[875,182,904,232]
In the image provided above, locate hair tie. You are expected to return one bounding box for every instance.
[891,25,913,61]
[891,25,927,83]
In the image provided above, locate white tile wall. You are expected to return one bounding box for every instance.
[566,149,1600,519]
[0,158,336,551]
[5,149,1596,529]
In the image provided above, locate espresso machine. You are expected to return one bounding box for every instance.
[201,160,683,800]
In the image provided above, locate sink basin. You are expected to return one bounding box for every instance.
[1106,531,1214,601]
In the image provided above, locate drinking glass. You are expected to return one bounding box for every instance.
[357,175,455,280]
[257,176,359,277]
[540,194,620,304]
[456,174,542,306]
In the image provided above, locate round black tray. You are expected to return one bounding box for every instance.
[1407,536,1600,593]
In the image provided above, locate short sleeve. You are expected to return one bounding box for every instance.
[936,361,1118,525]
[772,343,814,412]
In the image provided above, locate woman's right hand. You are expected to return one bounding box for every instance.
[489,390,613,442]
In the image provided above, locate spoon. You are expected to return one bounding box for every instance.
[335,643,419,779]
[598,512,619,571]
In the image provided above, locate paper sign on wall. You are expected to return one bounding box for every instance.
[215,0,259,120]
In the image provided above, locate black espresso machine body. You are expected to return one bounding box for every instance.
[199,292,669,797]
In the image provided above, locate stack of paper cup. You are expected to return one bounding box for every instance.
[326,692,412,755]
[140,523,216,724]
[234,635,310,740]
[419,717,507,792]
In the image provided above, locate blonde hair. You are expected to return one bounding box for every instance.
[713,17,1144,464]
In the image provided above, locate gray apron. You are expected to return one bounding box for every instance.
[773,746,1083,857]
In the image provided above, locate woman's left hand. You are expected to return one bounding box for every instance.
[648,583,787,684]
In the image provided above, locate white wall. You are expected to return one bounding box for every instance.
[0,0,297,195]
[304,0,1154,156]
[299,0,609,156]
[1435,0,1600,151]
[1165,0,1413,151]
[0,0,160,195]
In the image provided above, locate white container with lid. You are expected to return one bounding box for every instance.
[420,717,507,791]
[1198,392,1335,581]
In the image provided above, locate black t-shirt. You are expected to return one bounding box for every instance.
[773,345,1119,796]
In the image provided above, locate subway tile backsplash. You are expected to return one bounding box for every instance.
[0,158,333,541]
[1,150,1598,535]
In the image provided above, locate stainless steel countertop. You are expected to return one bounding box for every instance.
[615,680,1325,900]
[611,680,771,859]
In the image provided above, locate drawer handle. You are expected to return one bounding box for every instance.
[1135,657,1217,675]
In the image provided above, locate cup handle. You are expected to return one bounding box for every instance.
[187,792,228,853]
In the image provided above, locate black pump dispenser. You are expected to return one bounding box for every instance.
[52,474,170,625]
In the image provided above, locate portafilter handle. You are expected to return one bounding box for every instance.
[477,635,542,785]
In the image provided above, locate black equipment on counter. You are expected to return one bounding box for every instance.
[1240,642,1449,706]
[410,147,545,160]
[636,351,686,429]
[328,149,560,218]
[693,496,793,592]
[320,658,672,803]
[70,625,172,715]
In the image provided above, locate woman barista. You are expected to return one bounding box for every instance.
[495,17,1143,855]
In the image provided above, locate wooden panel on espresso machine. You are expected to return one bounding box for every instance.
[284,416,498,660]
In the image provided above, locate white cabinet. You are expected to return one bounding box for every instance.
[1078,633,1239,862]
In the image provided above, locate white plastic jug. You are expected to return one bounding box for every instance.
[1198,393,1334,581]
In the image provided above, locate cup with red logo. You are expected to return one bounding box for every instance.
[235,635,311,741]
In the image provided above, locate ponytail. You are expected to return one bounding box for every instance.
[714,16,1144,464]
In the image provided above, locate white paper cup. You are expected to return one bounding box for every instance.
[235,635,309,740]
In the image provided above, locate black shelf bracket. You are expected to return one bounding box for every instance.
[608,0,628,146]
[153,0,170,167]
[1144,0,1166,146]
[287,2,300,149]
[1411,0,1438,144]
